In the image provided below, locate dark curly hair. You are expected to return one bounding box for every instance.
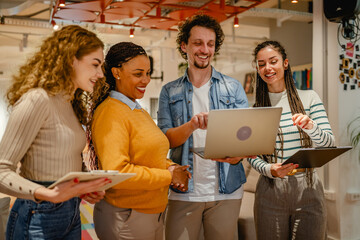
[176,14,224,60]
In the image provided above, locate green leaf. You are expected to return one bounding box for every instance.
[347,116,360,163]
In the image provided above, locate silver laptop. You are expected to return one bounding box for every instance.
[192,107,282,159]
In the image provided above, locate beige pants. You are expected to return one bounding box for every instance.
[93,199,164,240]
[165,199,242,240]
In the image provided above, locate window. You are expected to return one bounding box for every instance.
[150,98,159,120]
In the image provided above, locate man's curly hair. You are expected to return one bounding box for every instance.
[176,14,225,60]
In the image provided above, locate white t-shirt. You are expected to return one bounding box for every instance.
[169,80,243,202]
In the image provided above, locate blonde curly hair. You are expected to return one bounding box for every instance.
[6,25,105,126]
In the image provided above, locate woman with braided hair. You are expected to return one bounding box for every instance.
[0,25,111,239]
[91,42,190,240]
[248,40,335,240]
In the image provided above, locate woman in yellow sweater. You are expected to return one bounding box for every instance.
[91,42,190,240]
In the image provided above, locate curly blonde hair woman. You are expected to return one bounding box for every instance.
[7,25,107,125]
[0,25,111,240]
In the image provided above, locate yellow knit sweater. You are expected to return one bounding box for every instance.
[92,97,173,214]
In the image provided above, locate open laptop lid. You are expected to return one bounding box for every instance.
[193,107,282,159]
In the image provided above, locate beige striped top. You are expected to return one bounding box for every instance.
[0,88,86,201]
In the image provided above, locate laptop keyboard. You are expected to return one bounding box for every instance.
[197,150,204,156]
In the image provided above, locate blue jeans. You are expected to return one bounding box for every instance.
[6,197,81,240]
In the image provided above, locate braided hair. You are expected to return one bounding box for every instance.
[86,42,148,170]
[94,42,147,109]
[253,40,313,185]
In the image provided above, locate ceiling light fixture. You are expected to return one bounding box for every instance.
[156,7,161,17]
[59,0,65,7]
[291,0,298,3]
[51,20,59,30]
[129,28,134,38]
[234,16,239,28]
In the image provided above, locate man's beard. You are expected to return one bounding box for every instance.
[194,60,210,69]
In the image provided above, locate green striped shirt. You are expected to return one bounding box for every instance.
[248,90,335,178]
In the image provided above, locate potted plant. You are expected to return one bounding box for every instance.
[348,116,360,162]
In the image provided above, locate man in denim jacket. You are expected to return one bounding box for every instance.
[157,15,249,240]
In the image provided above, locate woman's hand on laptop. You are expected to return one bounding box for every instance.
[190,112,208,130]
[211,156,256,165]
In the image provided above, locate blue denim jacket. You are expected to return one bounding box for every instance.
[157,67,248,194]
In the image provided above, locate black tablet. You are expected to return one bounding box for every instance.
[281,146,352,168]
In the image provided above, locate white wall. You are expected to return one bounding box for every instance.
[0,44,37,140]
[269,19,313,67]
[139,47,182,116]
[335,29,360,240]
[313,1,360,239]
[0,80,11,140]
